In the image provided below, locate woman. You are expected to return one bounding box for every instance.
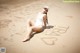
[23,6,49,42]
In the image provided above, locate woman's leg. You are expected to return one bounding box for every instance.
[23,27,43,42]
[23,26,44,42]
[23,19,44,42]
[23,27,33,42]
[23,19,34,42]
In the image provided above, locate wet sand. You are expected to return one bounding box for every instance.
[0,0,80,53]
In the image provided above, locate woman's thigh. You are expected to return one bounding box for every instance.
[32,27,44,33]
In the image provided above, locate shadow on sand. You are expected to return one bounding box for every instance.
[46,25,54,29]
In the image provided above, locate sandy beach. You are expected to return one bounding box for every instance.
[0,0,80,53]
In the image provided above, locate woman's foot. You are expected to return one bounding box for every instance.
[23,39,30,42]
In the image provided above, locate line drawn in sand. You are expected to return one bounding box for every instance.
[41,26,69,45]
[45,26,69,36]
[41,37,57,45]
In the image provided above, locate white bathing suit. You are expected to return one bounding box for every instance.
[35,12,45,27]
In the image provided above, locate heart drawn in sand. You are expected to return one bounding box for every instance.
[41,37,57,45]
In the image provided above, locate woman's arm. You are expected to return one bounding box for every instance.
[46,15,48,24]
[43,14,47,28]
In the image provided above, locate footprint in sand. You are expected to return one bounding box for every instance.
[0,36,13,42]
[0,19,12,29]
[66,16,73,18]
[4,37,13,42]
[0,5,9,12]
[0,42,2,45]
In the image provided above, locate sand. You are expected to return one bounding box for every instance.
[0,0,80,53]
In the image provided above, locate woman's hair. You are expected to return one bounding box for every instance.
[43,6,49,9]
[42,6,49,14]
